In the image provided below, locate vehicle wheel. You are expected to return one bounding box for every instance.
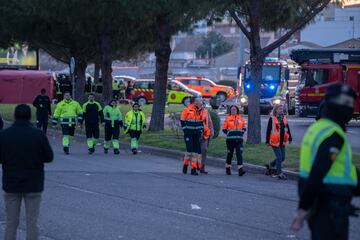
[216,92,227,102]
[182,97,191,106]
[137,97,147,106]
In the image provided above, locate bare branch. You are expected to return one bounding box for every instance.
[262,0,330,55]
[228,9,251,40]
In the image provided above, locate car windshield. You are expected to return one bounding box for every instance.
[245,65,280,83]
[170,81,186,91]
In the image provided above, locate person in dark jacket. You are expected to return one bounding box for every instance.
[0,104,53,240]
[265,104,292,180]
[33,88,52,134]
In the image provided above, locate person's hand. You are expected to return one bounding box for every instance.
[290,209,309,232]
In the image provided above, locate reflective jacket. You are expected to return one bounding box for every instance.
[82,100,103,125]
[203,109,213,140]
[103,105,123,128]
[181,104,206,131]
[269,116,290,147]
[52,99,83,126]
[222,114,246,140]
[125,110,145,133]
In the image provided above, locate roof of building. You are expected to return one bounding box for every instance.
[326,38,360,49]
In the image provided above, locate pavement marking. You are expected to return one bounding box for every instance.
[58,183,98,195]
[191,204,201,210]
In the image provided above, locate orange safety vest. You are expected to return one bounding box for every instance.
[181,104,206,131]
[222,114,246,139]
[269,116,289,147]
[202,109,212,140]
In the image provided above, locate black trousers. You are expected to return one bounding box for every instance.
[128,130,141,140]
[308,199,350,240]
[36,112,48,134]
[85,124,100,139]
[184,130,202,155]
[226,139,243,166]
[61,125,75,136]
[104,124,120,141]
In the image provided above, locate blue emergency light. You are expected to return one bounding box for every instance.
[269,85,276,90]
[246,84,251,89]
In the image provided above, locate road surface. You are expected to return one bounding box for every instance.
[0,137,359,240]
[220,115,360,153]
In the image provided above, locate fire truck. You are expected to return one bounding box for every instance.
[290,49,360,118]
[239,57,296,115]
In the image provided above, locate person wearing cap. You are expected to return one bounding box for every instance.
[265,104,292,180]
[222,105,247,176]
[103,99,123,155]
[33,88,52,134]
[124,103,146,154]
[291,83,360,240]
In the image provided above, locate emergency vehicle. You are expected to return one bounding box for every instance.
[176,77,234,102]
[290,49,360,118]
[132,79,201,106]
[239,57,295,115]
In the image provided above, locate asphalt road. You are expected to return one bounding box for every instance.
[0,137,360,240]
[219,115,360,153]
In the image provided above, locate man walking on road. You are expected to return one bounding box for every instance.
[82,93,103,154]
[291,84,360,240]
[0,104,53,240]
[33,88,52,134]
[52,92,83,154]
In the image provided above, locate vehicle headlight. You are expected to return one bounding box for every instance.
[272,98,281,105]
[240,96,248,105]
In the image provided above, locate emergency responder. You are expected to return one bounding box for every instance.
[291,83,360,240]
[222,105,246,176]
[95,78,103,94]
[82,93,103,154]
[112,80,120,100]
[52,92,83,154]
[85,77,93,93]
[103,99,123,155]
[265,104,292,180]
[58,75,72,95]
[181,97,206,176]
[124,103,146,155]
[199,101,213,174]
[119,80,127,100]
[33,88,52,134]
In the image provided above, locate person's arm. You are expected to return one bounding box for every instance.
[33,96,39,108]
[222,117,228,134]
[287,123,292,142]
[298,132,344,210]
[265,118,272,144]
[41,133,54,163]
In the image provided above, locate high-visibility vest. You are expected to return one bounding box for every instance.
[103,105,122,128]
[53,99,83,126]
[300,118,358,186]
[269,116,289,147]
[181,104,206,131]
[125,110,145,133]
[222,114,246,139]
[112,82,120,91]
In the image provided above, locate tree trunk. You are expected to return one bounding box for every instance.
[74,56,87,102]
[247,1,263,144]
[99,32,112,105]
[149,16,172,131]
[94,55,101,83]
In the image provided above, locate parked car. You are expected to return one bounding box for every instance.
[175,77,234,102]
[132,79,201,105]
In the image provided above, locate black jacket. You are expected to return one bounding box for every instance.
[0,120,53,193]
[33,94,52,115]
[0,115,3,130]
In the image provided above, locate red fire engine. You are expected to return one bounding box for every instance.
[290,49,360,118]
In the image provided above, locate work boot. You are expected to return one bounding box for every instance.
[88,148,93,155]
[63,147,69,155]
[191,168,199,176]
[182,164,188,174]
[104,148,108,154]
[114,149,120,155]
[238,167,246,176]
[132,148,138,155]
[226,167,231,175]
[200,166,208,174]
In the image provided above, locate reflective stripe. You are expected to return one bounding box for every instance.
[310,126,333,164]
[227,136,243,139]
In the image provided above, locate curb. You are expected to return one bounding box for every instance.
[4,121,299,180]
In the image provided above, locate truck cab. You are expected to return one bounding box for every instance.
[291,49,360,118]
[240,58,294,114]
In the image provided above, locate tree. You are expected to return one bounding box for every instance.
[196,31,233,59]
[222,0,331,144]
[138,0,216,131]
